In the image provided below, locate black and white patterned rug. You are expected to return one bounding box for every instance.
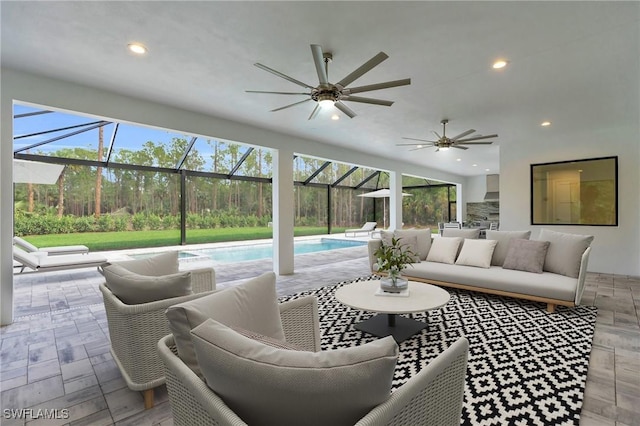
[280,276,598,425]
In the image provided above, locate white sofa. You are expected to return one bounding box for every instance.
[368,228,593,313]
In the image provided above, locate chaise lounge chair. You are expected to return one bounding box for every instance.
[13,246,107,273]
[13,236,89,255]
[344,221,377,237]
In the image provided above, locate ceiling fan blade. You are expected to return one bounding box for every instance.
[341,96,394,106]
[432,131,441,140]
[456,141,494,145]
[334,101,357,119]
[254,63,315,89]
[308,104,321,120]
[396,142,435,146]
[336,52,388,88]
[345,78,411,94]
[450,129,476,141]
[409,146,430,151]
[246,90,311,95]
[271,98,312,112]
[310,44,329,85]
[401,137,437,143]
[452,145,469,150]
[456,134,499,143]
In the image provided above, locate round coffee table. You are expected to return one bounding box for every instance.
[335,280,450,342]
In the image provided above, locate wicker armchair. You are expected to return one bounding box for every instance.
[100,266,216,409]
[158,293,469,425]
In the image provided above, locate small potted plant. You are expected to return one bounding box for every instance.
[374,237,416,293]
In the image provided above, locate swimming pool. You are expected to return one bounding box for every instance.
[130,238,366,263]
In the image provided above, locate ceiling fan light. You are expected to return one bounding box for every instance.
[492,59,508,69]
[331,114,340,120]
[319,99,334,107]
[128,42,147,55]
[440,146,450,151]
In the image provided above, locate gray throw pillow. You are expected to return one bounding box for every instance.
[165,272,284,377]
[394,229,432,260]
[106,250,179,276]
[102,264,192,304]
[502,239,550,274]
[486,230,532,266]
[191,318,398,426]
[537,229,594,278]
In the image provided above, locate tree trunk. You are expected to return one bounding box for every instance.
[57,170,65,217]
[28,182,34,213]
[95,126,104,218]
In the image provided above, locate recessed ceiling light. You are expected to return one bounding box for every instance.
[485,168,490,172]
[541,121,552,127]
[456,158,462,162]
[416,144,423,149]
[492,59,508,69]
[472,164,478,167]
[331,114,340,121]
[128,43,148,55]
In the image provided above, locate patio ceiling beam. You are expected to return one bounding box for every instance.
[355,170,381,189]
[175,136,198,170]
[14,121,111,153]
[331,166,359,187]
[13,120,106,141]
[402,183,454,190]
[104,123,120,166]
[228,147,254,177]
[303,161,331,185]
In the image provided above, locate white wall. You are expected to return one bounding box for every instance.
[465,175,487,203]
[500,124,640,276]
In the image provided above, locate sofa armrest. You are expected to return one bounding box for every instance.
[575,246,592,305]
[158,335,247,426]
[368,239,383,272]
[355,337,469,426]
[278,295,321,352]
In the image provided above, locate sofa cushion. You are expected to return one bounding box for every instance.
[394,229,432,260]
[486,230,532,266]
[426,237,462,264]
[502,239,550,274]
[107,250,179,276]
[380,230,394,247]
[442,228,481,239]
[165,272,283,376]
[396,234,420,262]
[455,239,498,269]
[191,318,398,426]
[537,229,594,278]
[102,264,192,304]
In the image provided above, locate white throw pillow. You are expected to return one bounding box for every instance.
[426,237,462,264]
[455,239,499,268]
[192,318,398,426]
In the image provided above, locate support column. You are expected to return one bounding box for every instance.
[389,171,403,231]
[272,149,294,275]
[1,96,14,325]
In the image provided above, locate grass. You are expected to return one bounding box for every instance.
[21,226,348,252]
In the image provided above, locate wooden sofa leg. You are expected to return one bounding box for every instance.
[143,389,154,409]
[546,303,556,313]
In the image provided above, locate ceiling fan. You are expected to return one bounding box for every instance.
[247,44,411,120]
[397,119,498,151]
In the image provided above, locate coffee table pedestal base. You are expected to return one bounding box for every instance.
[354,314,427,343]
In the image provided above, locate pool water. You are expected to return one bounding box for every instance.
[193,238,365,263]
[130,238,366,263]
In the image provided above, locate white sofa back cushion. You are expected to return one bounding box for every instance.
[442,228,480,239]
[394,229,432,260]
[486,230,532,266]
[537,229,594,278]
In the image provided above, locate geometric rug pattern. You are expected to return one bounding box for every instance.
[280,276,598,425]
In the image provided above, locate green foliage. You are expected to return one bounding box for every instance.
[132,213,146,231]
[374,237,416,273]
[97,215,114,232]
[147,214,162,230]
[74,216,96,233]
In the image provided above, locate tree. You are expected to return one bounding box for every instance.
[95,126,104,218]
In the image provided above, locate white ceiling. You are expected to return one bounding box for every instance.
[2,1,638,177]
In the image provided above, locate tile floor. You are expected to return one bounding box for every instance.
[1,243,639,425]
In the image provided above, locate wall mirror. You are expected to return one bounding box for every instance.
[531,156,618,226]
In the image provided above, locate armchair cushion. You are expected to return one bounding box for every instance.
[191,318,398,426]
[166,272,284,377]
[103,263,192,304]
[107,250,179,276]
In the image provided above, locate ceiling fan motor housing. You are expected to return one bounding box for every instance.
[312,85,341,104]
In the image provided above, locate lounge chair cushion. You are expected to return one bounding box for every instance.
[165,272,284,377]
[107,250,179,276]
[102,264,192,304]
[13,236,89,255]
[486,230,532,266]
[191,318,397,426]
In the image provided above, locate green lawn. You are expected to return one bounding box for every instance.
[22,226,347,252]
